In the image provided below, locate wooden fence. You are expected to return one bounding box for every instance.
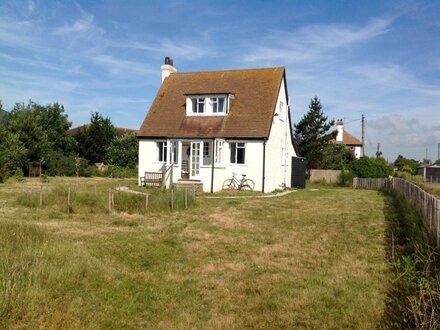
[353,177,440,246]
[352,177,390,190]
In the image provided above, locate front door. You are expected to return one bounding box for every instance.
[190,141,201,179]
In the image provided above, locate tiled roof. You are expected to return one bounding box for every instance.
[138,67,285,138]
[342,129,362,145]
[66,124,138,137]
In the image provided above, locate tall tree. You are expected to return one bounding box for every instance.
[105,134,138,167]
[8,102,51,166]
[294,96,337,169]
[76,112,116,163]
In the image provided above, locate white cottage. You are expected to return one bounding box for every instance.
[138,58,298,193]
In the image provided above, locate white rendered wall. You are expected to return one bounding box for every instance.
[264,77,297,192]
[354,146,362,159]
[138,138,264,192]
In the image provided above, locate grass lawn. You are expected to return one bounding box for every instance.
[0,177,391,329]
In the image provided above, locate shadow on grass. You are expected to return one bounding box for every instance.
[380,190,440,329]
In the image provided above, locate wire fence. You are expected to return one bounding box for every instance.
[16,183,197,215]
[353,177,440,247]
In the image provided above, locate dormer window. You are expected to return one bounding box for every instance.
[212,97,226,113]
[192,97,205,113]
[186,95,229,116]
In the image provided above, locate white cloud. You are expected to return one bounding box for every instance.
[243,17,394,63]
[53,11,94,35]
[115,39,211,60]
[92,55,157,77]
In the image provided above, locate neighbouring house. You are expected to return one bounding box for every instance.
[418,164,440,182]
[334,119,363,158]
[137,57,298,192]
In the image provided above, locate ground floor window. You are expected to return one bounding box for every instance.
[157,141,167,162]
[215,139,224,166]
[171,141,178,164]
[230,142,245,164]
[203,141,211,166]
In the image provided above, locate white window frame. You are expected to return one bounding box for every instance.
[170,140,179,165]
[214,139,224,166]
[211,97,226,113]
[157,141,167,163]
[229,141,246,165]
[192,97,205,113]
[187,95,229,116]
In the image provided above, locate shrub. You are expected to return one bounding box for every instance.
[13,168,24,182]
[350,156,393,178]
[0,166,8,183]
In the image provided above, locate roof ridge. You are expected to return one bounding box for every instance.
[173,66,285,75]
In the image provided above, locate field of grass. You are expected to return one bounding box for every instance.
[0,177,392,328]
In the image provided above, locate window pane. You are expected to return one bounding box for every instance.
[237,145,245,164]
[230,143,236,163]
[212,98,218,113]
[164,143,167,162]
[198,98,205,113]
[192,99,197,113]
[218,98,225,112]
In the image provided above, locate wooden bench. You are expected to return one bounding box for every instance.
[140,171,164,187]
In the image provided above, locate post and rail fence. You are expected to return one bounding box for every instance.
[353,177,440,247]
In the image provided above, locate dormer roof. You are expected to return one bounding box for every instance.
[138,67,285,138]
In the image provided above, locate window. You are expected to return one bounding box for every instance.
[212,97,226,113]
[171,141,178,164]
[187,95,228,116]
[192,98,205,113]
[203,141,211,166]
[157,141,167,162]
[215,139,224,165]
[230,142,245,164]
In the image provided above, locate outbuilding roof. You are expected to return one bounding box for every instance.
[138,67,285,138]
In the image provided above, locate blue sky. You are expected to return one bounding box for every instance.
[1,0,439,161]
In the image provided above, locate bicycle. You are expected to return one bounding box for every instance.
[222,173,255,191]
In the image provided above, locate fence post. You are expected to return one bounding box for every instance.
[437,199,440,248]
[67,187,71,214]
[170,188,174,211]
[108,188,112,213]
[185,188,188,209]
[145,193,149,210]
[39,185,43,207]
[112,190,115,213]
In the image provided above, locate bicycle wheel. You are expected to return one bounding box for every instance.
[222,179,235,190]
[240,184,253,191]
[243,179,255,191]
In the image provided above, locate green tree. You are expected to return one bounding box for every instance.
[8,102,51,167]
[294,96,337,169]
[76,112,116,163]
[105,134,138,167]
[350,156,393,178]
[0,100,9,125]
[393,155,419,175]
[319,143,355,170]
[34,102,76,154]
[0,125,27,175]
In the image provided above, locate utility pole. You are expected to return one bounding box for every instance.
[361,114,365,157]
[376,143,381,158]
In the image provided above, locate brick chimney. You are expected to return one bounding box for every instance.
[161,56,176,82]
[336,119,344,142]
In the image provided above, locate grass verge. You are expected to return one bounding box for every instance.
[382,191,440,329]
